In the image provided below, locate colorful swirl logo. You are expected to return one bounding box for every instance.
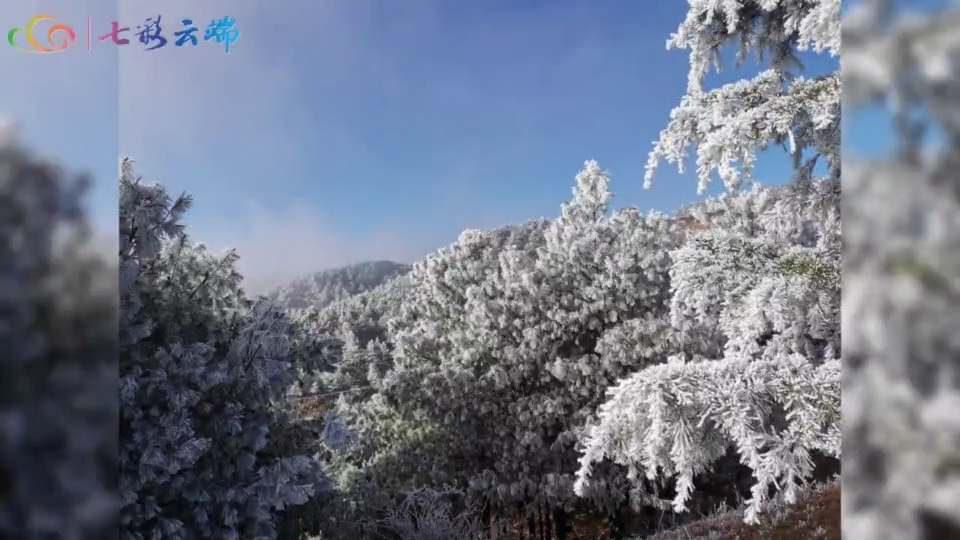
[7,15,76,53]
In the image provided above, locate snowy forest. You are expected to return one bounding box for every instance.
[4,0,960,539]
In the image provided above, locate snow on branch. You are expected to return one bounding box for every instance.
[574,354,840,523]
[645,70,840,193]
[669,0,841,94]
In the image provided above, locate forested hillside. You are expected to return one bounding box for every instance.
[267,261,412,312]
[20,0,938,539]
[117,0,844,537]
[112,149,842,539]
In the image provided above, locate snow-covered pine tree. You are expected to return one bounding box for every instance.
[843,1,960,538]
[268,260,411,312]
[575,0,842,525]
[0,134,118,538]
[327,220,555,493]
[575,184,841,523]
[285,272,414,398]
[118,157,328,539]
[644,0,840,194]
[384,162,677,527]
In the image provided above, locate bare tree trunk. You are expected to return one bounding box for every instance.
[531,507,538,540]
[540,506,551,540]
[483,503,494,540]
[554,507,569,540]
[608,507,623,539]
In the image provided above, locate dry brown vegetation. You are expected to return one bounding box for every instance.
[642,481,840,540]
[486,480,840,540]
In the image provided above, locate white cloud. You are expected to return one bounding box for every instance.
[196,200,439,293]
[113,0,553,292]
[195,189,530,293]
[114,0,448,291]
[3,0,582,292]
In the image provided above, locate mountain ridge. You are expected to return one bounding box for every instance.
[266,259,412,311]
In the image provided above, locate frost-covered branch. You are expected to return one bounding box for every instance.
[645,71,840,192]
[119,159,328,539]
[669,0,840,94]
[574,355,840,523]
[646,0,841,193]
[843,2,960,537]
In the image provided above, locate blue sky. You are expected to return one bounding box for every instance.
[2,0,844,291]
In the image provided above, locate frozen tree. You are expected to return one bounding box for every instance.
[118,157,327,539]
[274,268,438,539]
[281,270,416,402]
[575,184,841,523]
[644,0,841,194]
[316,276,411,332]
[0,134,118,538]
[268,260,411,311]
[668,183,839,364]
[843,1,960,538]
[384,162,676,526]
[285,278,413,466]
[377,487,498,540]
[575,0,843,525]
[296,273,413,367]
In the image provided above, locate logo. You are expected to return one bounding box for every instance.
[7,14,77,53]
[7,15,240,54]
